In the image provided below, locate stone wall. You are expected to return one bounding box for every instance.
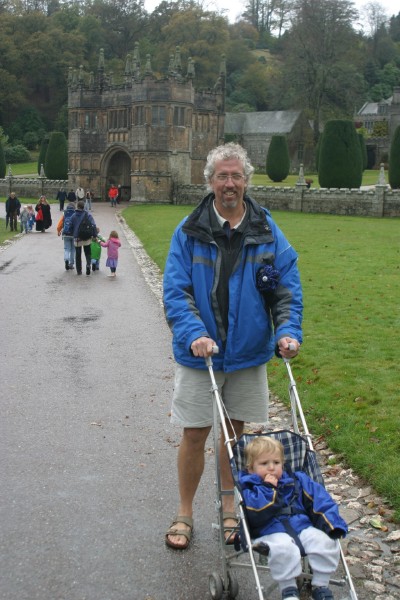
[174,183,400,218]
[0,177,69,202]
[2,176,399,218]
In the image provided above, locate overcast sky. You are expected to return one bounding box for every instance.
[144,0,399,24]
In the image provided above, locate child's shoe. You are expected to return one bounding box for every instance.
[311,587,334,600]
[281,587,299,600]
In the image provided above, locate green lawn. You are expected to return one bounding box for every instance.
[122,204,400,521]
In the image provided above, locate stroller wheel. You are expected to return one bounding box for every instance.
[209,572,224,600]
[227,570,239,598]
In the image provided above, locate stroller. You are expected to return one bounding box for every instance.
[205,349,358,600]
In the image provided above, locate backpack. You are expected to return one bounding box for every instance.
[63,209,74,236]
[77,212,94,240]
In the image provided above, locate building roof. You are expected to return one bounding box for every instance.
[225,110,302,135]
[357,97,392,116]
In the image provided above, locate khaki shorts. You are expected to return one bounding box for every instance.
[171,364,269,428]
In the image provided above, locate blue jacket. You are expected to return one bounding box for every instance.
[70,208,96,241]
[163,194,303,372]
[239,469,348,539]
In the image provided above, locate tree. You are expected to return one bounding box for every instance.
[266,134,290,181]
[282,0,362,144]
[388,125,400,189]
[0,140,6,179]
[318,120,363,188]
[44,131,68,179]
[358,132,368,171]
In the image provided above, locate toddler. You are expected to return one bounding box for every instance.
[91,228,106,271]
[239,437,348,600]
[19,205,29,233]
[27,205,35,231]
[100,230,121,277]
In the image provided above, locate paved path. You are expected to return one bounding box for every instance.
[1,202,399,600]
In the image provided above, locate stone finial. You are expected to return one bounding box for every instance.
[296,164,307,187]
[8,164,13,177]
[89,71,94,88]
[98,48,105,70]
[78,65,84,84]
[40,164,45,178]
[125,53,132,76]
[187,57,195,79]
[174,46,182,72]
[67,66,73,85]
[168,53,175,75]
[219,54,227,77]
[144,54,153,76]
[133,42,141,67]
[377,163,388,186]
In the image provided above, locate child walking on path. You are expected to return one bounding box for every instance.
[19,206,29,233]
[100,230,121,277]
[90,228,106,271]
[239,437,348,600]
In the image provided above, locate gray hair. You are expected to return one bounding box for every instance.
[204,142,254,191]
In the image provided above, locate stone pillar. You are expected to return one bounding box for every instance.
[374,163,388,217]
[294,164,308,212]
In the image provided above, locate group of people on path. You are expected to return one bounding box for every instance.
[57,200,120,277]
[5,193,52,233]
[57,187,94,212]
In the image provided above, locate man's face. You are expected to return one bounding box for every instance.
[210,158,246,212]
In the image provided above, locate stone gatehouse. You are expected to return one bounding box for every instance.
[67,46,225,202]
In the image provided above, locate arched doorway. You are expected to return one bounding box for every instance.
[106,150,131,201]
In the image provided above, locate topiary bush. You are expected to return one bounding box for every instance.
[389,125,400,189]
[358,132,368,171]
[0,141,6,178]
[318,120,362,189]
[44,131,68,180]
[266,135,290,182]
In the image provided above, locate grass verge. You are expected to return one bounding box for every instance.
[122,204,400,521]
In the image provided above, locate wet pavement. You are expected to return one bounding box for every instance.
[0,202,399,600]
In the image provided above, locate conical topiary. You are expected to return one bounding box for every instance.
[0,141,6,179]
[389,125,400,189]
[318,120,362,188]
[44,131,68,180]
[358,132,368,171]
[266,135,290,182]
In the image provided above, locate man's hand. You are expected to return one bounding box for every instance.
[277,337,300,359]
[191,336,217,358]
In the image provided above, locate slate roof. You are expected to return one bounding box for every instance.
[225,111,302,135]
[357,97,392,115]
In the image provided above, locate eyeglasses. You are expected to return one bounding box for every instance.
[215,173,245,182]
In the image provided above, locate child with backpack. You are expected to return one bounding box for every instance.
[100,230,121,278]
[57,202,76,270]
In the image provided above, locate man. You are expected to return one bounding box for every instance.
[75,185,85,203]
[163,143,303,550]
[108,184,118,207]
[56,188,68,211]
[69,200,97,276]
[5,192,21,232]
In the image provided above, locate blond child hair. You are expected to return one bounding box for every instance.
[244,436,285,471]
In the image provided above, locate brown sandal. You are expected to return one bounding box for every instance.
[223,511,239,545]
[165,516,193,550]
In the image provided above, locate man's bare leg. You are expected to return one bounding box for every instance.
[220,419,244,536]
[166,426,211,548]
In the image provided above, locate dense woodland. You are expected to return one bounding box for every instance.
[0,0,399,149]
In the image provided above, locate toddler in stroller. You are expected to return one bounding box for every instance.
[239,436,348,600]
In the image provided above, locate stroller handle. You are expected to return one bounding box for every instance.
[212,345,219,354]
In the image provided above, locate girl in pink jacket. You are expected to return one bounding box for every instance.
[100,230,121,278]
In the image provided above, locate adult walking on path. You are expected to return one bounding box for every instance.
[70,200,97,275]
[5,191,21,231]
[35,195,52,232]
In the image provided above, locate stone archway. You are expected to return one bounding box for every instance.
[105,150,131,201]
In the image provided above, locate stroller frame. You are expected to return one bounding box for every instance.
[205,352,358,600]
